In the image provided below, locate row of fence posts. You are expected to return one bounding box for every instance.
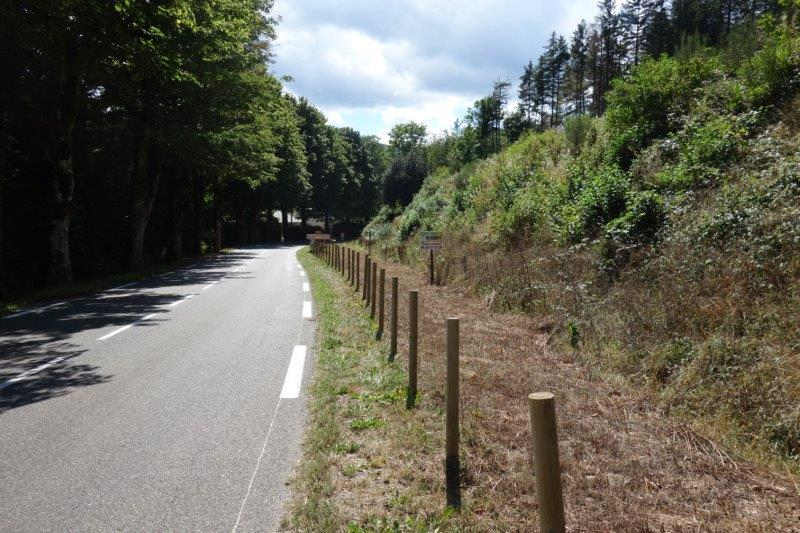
[309,240,565,532]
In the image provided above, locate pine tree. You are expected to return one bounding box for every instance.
[518,60,537,125]
[620,0,651,67]
[567,21,589,115]
[596,0,623,114]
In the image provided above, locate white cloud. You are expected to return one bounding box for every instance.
[271,0,598,139]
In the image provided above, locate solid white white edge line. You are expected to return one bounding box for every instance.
[97,312,157,341]
[302,282,309,292]
[280,345,307,399]
[302,301,312,319]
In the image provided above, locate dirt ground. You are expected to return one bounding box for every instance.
[331,250,800,532]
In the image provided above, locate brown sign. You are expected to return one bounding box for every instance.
[421,231,442,250]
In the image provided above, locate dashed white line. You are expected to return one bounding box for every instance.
[280,345,307,399]
[302,282,309,292]
[97,323,134,341]
[0,357,66,391]
[302,301,312,319]
[168,294,194,307]
[108,281,137,291]
[97,313,157,341]
[3,302,66,320]
[201,281,218,291]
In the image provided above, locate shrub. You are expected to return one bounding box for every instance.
[574,165,631,240]
[605,190,666,243]
[605,55,721,165]
[564,114,595,156]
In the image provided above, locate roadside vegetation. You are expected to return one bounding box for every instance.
[292,247,799,531]
[291,248,456,532]
[364,4,800,472]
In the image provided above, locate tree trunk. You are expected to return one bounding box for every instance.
[215,215,222,251]
[129,126,159,270]
[0,177,5,297]
[281,208,288,243]
[190,171,202,255]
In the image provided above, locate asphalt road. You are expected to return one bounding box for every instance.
[0,246,314,532]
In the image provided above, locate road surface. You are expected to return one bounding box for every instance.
[0,246,313,532]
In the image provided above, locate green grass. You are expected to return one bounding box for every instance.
[287,247,454,532]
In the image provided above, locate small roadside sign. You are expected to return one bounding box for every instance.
[421,231,442,251]
[307,233,331,241]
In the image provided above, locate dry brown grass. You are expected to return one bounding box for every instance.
[309,246,800,531]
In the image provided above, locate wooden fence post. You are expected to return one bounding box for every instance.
[445,317,461,509]
[364,256,370,303]
[389,277,398,362]
[528,392,565,533]
[376,268,385,339]
[370,261,377,319]
[356,252,360,292]
[406,290,418,409]
[429,249,435,285]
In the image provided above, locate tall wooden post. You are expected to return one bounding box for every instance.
[370,262,377,319]
[529,392,565,533]
[429,249,435,285]
[376,268,385,339]
[389,277,398,362]
[445,318,461,509]
[355,252,360,292]
[406,290,418,409]
[362,254,372,305]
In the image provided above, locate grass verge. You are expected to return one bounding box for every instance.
[290,247,456,532]
[290,246,799,532]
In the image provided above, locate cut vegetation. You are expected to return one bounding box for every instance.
[291,248,799,531]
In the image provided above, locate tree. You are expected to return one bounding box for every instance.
[490,79,511,150]
[518,60,538,125]
[388,122,427,155]
[567,20,590,115]
[621,0,652,66]
[595,0,624,114]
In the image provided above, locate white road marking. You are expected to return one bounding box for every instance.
[168,294,194,307]
[280,345,307,399]
[231,399,283,533]
[201,281,218,291]
[302,282,309,292]
[108,281,137,291]
[0,357,66,391]
[97,323,134,341]
[302,301,312,319]
[3,302,66,320]
[97,313,157,341]
[299,270,306,277]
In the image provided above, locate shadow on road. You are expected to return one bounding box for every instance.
[0,246,283,413]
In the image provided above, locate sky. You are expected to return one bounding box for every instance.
[270,0,598,142]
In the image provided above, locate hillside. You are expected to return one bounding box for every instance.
[364,21,800,469]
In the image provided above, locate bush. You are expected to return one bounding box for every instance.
[605,55,721,165]
[739,16,800,104]
[605,190,666,243]
[574,165,631,240]
[564,114,595,156]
